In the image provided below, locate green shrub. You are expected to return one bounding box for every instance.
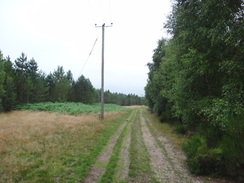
[220,129,244,180]
[159,110,172,122]
[174,124,187,135]
[183,135,223,175]
[204,113,244,180]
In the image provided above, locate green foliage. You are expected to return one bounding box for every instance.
[174,124,187,135]
[17,102,128,115]
[183,135,223,175]
[0,51,5,111]
[69,75,96,104]
[14,52,28,103]
[145,0,244,180]
[47,66,71,102]
[104,90,144,106]
[145,38,173,121]
[0,55,16,111]
[220,132,244,178]
[0,51,144,111]
[2,76,16,112]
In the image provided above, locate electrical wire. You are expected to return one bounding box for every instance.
[80,35,99,74]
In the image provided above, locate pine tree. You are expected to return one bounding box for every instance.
[0,51,5,111]
[14,52,28,103]
[2,56,16,111]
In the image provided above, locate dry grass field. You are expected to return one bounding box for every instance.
[0,110,128,182]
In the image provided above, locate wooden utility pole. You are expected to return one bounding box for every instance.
[96,23,112,120]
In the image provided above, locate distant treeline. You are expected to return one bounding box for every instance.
[0,51,144,112]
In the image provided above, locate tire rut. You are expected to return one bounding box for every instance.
[145,118,202,183]
[141,116,176,183]
[140,110,203,183]
[83,111,134,183]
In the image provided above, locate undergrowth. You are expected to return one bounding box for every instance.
[16,102,128,115]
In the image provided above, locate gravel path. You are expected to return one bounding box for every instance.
[141,116,202,183]
[83,108,207,183]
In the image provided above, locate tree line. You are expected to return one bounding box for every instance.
[145,0,243,180]
[0,51,144,112]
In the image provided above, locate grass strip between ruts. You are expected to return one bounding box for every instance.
[128,109,158,183]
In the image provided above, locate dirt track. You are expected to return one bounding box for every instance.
[83,108,218,183]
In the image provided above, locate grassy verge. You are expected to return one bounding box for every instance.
[128,109,157,183]
[16,102,128,115]
[0,110,132,183]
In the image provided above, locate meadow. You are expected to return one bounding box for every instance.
[0,108,131,182]
[16,102,128,115]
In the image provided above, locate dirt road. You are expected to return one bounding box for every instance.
[83,108,204,183]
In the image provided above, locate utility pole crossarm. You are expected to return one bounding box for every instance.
[95,23,113,28]
[96,23,113,120]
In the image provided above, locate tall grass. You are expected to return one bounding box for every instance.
[0,110,131,182]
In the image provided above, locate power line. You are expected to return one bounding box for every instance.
[80,35,99,74]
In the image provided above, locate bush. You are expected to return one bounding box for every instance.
[174,124,187,135]
[159,110,172,122]
[183,135,223,175]
[220,135,244,180]
[219,116,244,181]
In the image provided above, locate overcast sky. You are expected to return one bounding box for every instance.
[0,0,172,96]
